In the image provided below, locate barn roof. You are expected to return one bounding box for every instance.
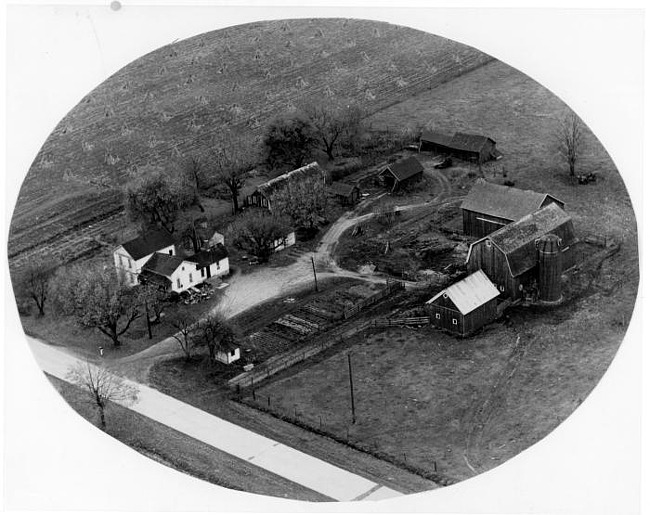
[142,252,187,277]
[420,130,454,147]
[186,244,229,268]
[257,161,325,198]
[468,203,576,277]
[383,156,424,182]
[328,181,358,197]
[120,231,175,261]
[426,270,499,315]
[461,179,564,221]
[449,133,495,153]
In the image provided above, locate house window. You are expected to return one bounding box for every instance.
[216,261,220,270]
[119,255,125,266]
[189,273,193,283]
[177,278,181,289]
[452,318,458,325]
[201,268,205,278]
[169,250,173,255]
[486,240,492,248]
[499,285,505,292]
[435,313,441,320]
[182,266,185,271]
[127,258,132,269]
[442,293,448,299]
[230,349,236,356]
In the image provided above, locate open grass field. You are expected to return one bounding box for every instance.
[9,18,492,278]
[47,374,330,501]
[252,281,630,483]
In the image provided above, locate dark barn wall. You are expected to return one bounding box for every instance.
[464,298,498,334]
[462,210,511,238]
[467,241,525,299]
[428,296,498,336]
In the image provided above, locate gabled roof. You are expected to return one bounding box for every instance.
[468,203,577,278]
[420,130,454,147]
[328,181,358,197]
[186,243,229,268]
[426,270,499,315]
[257,161,325,198]
[119,231,175,261]
[142,252,187,278]
[383,156,424,182]
[449,133,495,153]
[461,179,564,222]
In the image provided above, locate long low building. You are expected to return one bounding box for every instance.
[420,130,501,164]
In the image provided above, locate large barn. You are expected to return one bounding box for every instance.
[465,203,576,300]
[461,179,565,238]
[426,270,500,336]
[245,161,326,211]
[379,156,424,192]
[420,130,500,164]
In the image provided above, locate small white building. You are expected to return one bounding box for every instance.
[113,231,176,286]
[272,231,296,253]
[215,343,241,365]
[186,244,230,281]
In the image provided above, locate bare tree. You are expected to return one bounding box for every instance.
[558,112,584,178]
[207,134,256,214]
[51,263,144,347]
[302,102,364,160]
[194,312,236,363]
[184,155,206,212]
[170,314,196,361]
[227,210,292,263]
[66,362,139,429]
[16,259,57,316]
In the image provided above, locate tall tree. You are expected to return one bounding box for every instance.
[16,259,57,316]
[558,112,584,178]
[269,175,328,229]
[263,113,317,169]
[227,210,292,263]
[207,134,256,214]
[302,102,364,160]
[124,165,194,234]
[51,263,145,347]
[194,312,236,363]
[170,314,196,361]
[66,362,139,429]
[184,155,206,212]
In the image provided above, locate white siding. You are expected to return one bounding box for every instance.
[113,244,176,288]
[216,347,240,364]
[169,259,203,293]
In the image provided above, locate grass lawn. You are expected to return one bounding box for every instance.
[47,374,331,502]
[20,290,224,361]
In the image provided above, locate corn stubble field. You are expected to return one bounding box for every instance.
[8,18,492,275]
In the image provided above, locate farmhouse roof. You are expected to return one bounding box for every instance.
[257,161,325,198]
[449,132,495,153]
[469,203,576,278]
[120,231,175,261]
[328,181,358,197]
[142,252,187,277]
[383,156,424,182]
[426,270,500,315]
[420,130,454,147]
[186,244,229,268]
[461,179,565,222]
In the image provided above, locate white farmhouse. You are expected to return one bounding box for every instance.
[139,243,230,293]
[113,231,176,286]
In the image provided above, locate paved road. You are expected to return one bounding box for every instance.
[29,337,403,502]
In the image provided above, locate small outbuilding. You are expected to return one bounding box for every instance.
[461,179,565,238]
[426,270,500,336]
[379,156,424,192]
[328,181,361,206]
[215,342,241,365]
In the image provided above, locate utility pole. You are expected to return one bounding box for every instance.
[311,256,319,292]
[348,352,356,424]
[145,299,152,340]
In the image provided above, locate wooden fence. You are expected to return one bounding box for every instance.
[342,280,405,319]
[373,316,430,328]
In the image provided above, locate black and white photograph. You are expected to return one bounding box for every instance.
[3,3,645,513]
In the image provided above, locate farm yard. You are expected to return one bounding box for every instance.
[8,19,492,277]
[9,15,639,504]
